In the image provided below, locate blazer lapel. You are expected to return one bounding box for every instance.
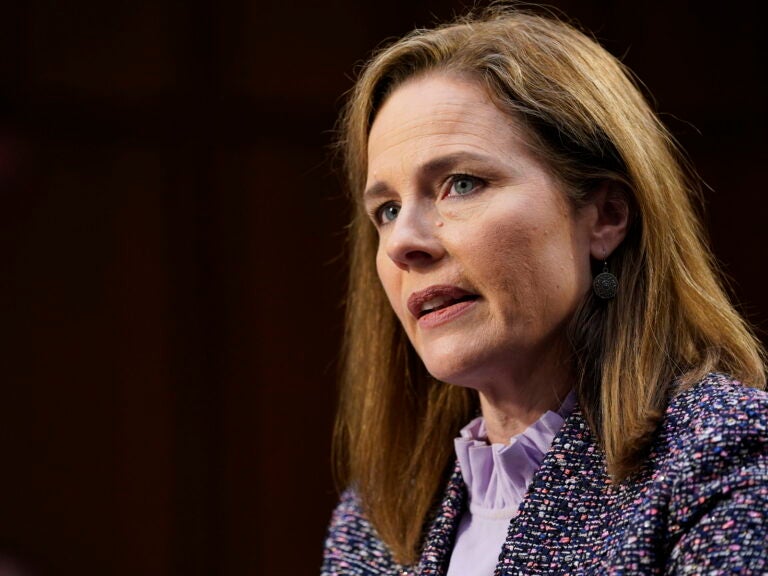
[496,407,609,574]
[416,464,467,576]
[411,408,608,576]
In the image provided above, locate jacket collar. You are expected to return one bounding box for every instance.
[415,406,608,575]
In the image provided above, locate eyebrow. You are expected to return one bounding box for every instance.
[363,151,497,201]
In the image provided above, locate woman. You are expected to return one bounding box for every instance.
[323,7,768,575]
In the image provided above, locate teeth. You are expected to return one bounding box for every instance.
[421,296,452,314]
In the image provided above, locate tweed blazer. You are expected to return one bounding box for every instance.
[322,374,768,575]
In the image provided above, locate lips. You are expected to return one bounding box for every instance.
[407,285,479,319]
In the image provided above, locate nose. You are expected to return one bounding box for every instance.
[383,204,446,270]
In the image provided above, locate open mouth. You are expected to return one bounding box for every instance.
[418,294,479,318]
[408,285,480,320]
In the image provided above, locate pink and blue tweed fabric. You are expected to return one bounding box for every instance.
[322,373,768,575]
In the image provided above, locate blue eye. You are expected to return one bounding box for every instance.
[450,175,480,196]
[378,203,400,223]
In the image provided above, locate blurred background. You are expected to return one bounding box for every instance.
[0,1,765,575]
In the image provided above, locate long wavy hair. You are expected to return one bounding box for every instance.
[333,6,766,564]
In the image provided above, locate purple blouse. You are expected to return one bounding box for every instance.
[447,392,576,576]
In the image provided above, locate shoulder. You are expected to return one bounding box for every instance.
[647,374,768,570]
[322,488,401,576]
[652,372,768,516]
[662,372,768,451]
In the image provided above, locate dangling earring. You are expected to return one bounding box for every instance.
[593,258,618,300]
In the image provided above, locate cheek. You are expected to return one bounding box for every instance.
[375,249,404,314]
[466,208,586,313]
[473,216,536,279]
[375,248,392,292]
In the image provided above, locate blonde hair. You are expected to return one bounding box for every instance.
[333,6,766,564]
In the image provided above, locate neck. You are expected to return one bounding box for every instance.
[477,361,574,445]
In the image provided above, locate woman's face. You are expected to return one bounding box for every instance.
[364,73,598,391]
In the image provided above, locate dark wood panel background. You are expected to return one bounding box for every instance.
[0,1,765,575]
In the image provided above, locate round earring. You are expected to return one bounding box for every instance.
[593,260,618,300]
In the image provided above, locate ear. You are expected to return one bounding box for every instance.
[586,180,630,259]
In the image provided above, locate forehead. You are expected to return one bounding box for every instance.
[366,73,534,179]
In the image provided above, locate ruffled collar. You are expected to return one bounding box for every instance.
[454,391,576,514]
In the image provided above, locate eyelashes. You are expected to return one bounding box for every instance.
[367,173,487,227]
[374,202,400,224]
[447,174,483,197]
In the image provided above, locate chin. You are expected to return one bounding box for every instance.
[420,350,488,389]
